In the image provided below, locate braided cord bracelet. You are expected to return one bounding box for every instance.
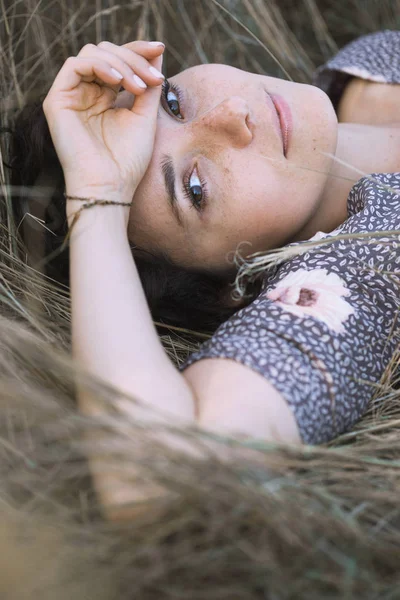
[60,193,132,252]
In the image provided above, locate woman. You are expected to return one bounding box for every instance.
[10,30,400,519]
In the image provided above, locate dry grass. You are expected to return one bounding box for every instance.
[0,0,400,598]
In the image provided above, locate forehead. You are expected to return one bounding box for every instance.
[171,63,249,85]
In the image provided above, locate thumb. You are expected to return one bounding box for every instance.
[131,53,163,120]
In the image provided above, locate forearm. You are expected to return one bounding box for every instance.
[68,202,198,517]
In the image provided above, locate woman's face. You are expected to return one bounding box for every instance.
[124,63,338,273]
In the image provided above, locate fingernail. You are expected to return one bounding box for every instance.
[149,41,165,47]
[149,66,164,79]
[133,74,147,89]
[111,68,123,80]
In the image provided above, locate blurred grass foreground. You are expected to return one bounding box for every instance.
[1,0,400,598]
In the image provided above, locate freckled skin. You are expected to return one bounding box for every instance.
[124,63,338,273]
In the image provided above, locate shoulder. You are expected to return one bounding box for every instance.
[312,30,400,118]
[337,77,400,126]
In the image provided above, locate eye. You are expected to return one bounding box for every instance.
[183,166,208,211]
[161,80,184,119]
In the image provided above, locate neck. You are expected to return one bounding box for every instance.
[292,122,400,241]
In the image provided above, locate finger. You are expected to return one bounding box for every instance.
[131,54,163,120]
[77,42,165,95]
[96,41,165,89]
[47,56,127,96]
[77,44,148,94]
[121,39,165,56]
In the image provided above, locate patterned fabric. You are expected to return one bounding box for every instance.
[312,30,400,111]
[179,31,400,445]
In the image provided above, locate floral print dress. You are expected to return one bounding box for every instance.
[180,30,400,445]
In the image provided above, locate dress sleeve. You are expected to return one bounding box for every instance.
[311,30,400,112]
[179,173,400,445]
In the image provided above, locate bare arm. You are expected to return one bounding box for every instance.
[68,202,301,520]
[67,201,200,520]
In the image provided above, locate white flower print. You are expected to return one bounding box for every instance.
[308,231,328,242]
[265,268,356,333]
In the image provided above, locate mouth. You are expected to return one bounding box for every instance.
[269,93,292,157]
[265,91,285,155]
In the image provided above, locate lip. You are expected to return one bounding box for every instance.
[265,91,284,154]
[269,93,292,157]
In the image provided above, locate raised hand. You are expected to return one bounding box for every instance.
[42,40,165,210]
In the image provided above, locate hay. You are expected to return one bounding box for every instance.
[0,0,400,598]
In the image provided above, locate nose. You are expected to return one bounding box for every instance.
[191,96,253,148]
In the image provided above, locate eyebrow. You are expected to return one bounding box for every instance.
[161,154,185,228]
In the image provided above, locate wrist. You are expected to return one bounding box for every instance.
[64,182,134,204]
[64,185,134,227]
[65,194,133,235]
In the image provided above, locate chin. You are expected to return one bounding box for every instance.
[310,86,339,155]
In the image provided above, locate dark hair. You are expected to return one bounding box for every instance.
[6,100,261,335]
